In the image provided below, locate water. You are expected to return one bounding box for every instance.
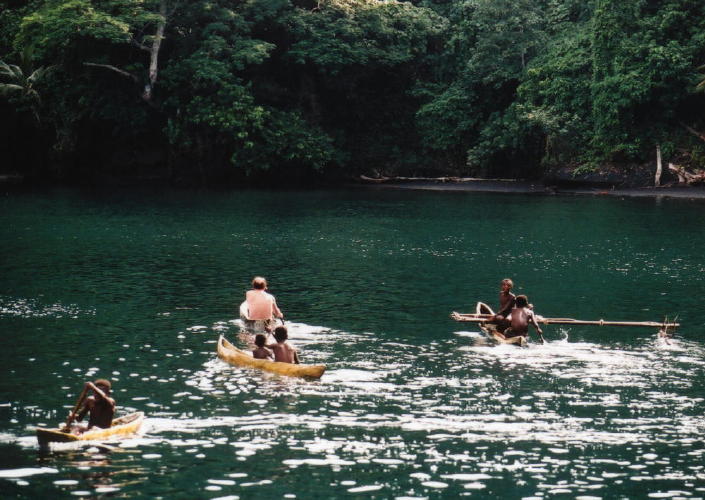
[0,187,704,498]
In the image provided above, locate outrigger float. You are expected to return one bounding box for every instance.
[451,302,679,347]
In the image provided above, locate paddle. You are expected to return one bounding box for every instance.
[62,384,89,433]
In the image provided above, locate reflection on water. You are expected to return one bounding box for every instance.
[1,189,705,498]
[6,319,703,498]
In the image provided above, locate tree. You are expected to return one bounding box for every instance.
[18,0,169,104]
[0,48,53,123]
[416,0,548,176]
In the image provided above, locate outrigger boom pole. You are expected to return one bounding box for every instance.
[450,312,679,329]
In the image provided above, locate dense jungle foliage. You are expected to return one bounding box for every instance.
[1,0,705,184]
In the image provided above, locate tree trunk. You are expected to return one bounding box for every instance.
[654,144,662,187]
[142,0,167,102]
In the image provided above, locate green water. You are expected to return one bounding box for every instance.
[1,187,704,499]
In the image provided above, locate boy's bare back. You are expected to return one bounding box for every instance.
[509,307,533,335]
[268,342,298,363]
[252,346,273,360]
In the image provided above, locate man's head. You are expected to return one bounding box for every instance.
[516,295,528,307]
[254,334,266,347]
[252,276,267,290]
[501,278,514,291]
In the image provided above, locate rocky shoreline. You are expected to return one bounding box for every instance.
[356,162,705,199]
[356,174,705,200]
[365,180,705,199]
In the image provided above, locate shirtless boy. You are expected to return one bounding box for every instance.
[493,278,516,332]
[506,295,545,344]
[245,277,284,321]
[252,334,273,360]
[267,326,300,364]
[72,379,116,431]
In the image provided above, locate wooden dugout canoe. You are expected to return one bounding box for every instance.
[217,335,326,379]
[36,412,144,446]
[478,322,528,348]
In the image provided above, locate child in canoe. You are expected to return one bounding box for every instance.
[492,278,516,332]
[252,333,273,360]
[68,379,116,432]
[268,326,300,364]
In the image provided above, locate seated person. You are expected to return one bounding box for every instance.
[492,278,516,332]
[252,333,273,360]
[267,326,300,364]
[505,295,545,344]
[245,276,284,321]
[72,379,116,431]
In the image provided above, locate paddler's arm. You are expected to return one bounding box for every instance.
[530,312,545,344]
[86,382,116,413]
[293,350,300,365]
[75,398,92,422]
[86,382,107,400]
[272,298,283,319]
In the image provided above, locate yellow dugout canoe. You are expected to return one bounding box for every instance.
[36,412,144,446]
[217,335,325,379]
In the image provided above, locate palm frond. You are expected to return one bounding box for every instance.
[28,65,55,84]
[0,60,15,79]
[0,62,24,82]
[0,83,25,95]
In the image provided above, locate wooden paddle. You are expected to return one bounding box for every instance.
[62,384,89,432]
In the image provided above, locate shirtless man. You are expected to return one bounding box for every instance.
[72,379,116,431]
[493,278,516,332]
[245,276,283,321]
[267,326,300,364]
[505,295,545,344]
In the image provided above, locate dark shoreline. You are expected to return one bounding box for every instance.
[4,173,705,199]
[355,179,705,200]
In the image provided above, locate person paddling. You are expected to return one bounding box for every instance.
[69,379,116,432]
[267,326,300,364]
[245,276,284,323]
[504,295,545,344]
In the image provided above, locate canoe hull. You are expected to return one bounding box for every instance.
[36,412,144,445]
[217,335,325,379]
[479,323,528,348]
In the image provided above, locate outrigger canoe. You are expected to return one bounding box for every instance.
[452,301,679,346]
[217,335,326,379]
[36,412,144,446]
[239,301,275,332]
